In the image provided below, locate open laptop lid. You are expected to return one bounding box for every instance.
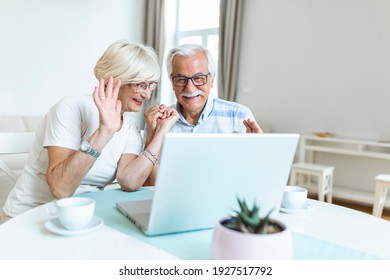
[139,133,299,236]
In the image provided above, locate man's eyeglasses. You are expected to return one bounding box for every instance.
[131,82,158,93]
[171,73,210,87]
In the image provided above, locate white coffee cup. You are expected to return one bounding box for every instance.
[281,186,308,209]
[49,197,95,230]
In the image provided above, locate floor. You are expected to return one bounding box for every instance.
[332,198,390,221]
[310,195,390,221]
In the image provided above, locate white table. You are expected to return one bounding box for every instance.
[0,201,178,260]
[278,200,390,259]
[1,192,390,259]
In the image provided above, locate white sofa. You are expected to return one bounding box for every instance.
[0,116,43,208]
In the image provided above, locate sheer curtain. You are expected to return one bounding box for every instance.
[218,0,244,102]
[144,0,166,108]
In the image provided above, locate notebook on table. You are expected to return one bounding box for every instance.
[116,133,299,236]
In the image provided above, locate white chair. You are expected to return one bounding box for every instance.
[0,132,35,208]
[289,162,334,203]
[372,174,390,218]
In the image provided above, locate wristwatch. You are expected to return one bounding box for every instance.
[80,140,101,158]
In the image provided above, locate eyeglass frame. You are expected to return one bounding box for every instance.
[170,73,211,87]
[130,82,158,94]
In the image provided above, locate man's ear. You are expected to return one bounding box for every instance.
[209,76,214,88]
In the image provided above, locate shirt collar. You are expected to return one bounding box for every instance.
[175,94,215,125]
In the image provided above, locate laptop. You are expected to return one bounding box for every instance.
[116,133,299,236]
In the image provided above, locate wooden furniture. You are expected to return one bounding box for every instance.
[372,174,390,217]
[298,136,390,162]
[290,162,334,203]
[297,136,390,206]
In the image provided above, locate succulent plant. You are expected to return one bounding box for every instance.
[221,197,283,234]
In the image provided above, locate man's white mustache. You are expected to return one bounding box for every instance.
[180,90,205,98]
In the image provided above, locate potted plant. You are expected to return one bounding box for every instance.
[212,197,293,260]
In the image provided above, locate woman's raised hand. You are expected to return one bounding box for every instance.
[93,76,122,134]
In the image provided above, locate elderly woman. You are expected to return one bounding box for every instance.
[1,40,178,222]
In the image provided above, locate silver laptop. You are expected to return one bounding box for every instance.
[116,133,299,236]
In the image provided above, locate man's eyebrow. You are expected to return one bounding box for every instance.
[174,72,207,77]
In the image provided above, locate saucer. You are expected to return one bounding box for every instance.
[45,216,104,236]
[280,202,313,214]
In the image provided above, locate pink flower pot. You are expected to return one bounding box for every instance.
[212,218,293,260]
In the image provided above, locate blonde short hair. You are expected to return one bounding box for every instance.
[94,40,160,84]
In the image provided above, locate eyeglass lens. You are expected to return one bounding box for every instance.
[134,82,157,92]
[172,74,209,87]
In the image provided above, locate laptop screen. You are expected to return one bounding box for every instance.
[140,133,300,235]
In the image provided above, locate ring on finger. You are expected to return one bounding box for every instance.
[99,96,105,100]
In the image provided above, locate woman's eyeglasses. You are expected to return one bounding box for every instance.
[131,82,158,93]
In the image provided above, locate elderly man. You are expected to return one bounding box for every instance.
[145,44,261,140]
[171,44,260,133]
[143,44,262,184]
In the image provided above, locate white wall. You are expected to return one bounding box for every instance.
[238,0,390,142]
[2,0,389,201]
[0,0,145,117]
[238,0,390,202]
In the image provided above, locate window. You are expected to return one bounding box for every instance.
[161,0,220,105]
[176,0,219,51]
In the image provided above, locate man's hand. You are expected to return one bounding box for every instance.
[243,118,263,133]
